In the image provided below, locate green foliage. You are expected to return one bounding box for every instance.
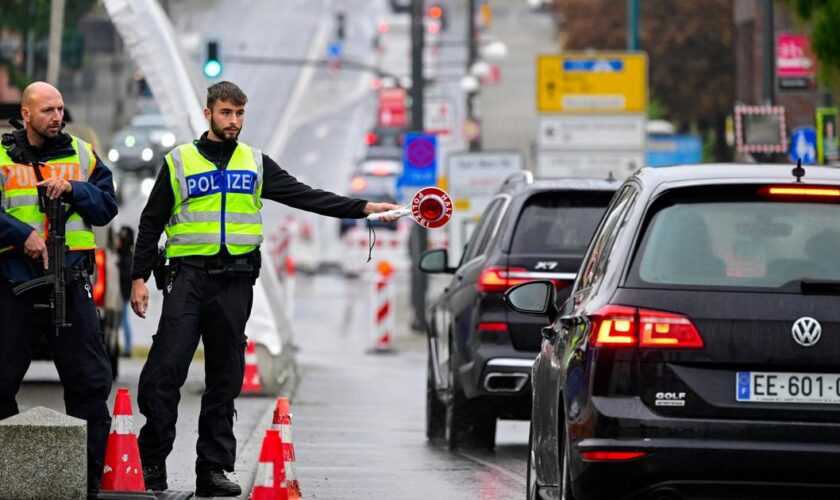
[787,0,840,70]
[647,97,667,120]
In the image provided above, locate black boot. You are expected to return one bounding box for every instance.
[142,464,168,492]
[195,470,241,497]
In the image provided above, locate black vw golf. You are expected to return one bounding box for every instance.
[506,165,840,500]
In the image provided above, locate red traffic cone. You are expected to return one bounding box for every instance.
[272,398,301,499]
[242,340,263,394]
[100,388,152,495]
[250,429,287,500]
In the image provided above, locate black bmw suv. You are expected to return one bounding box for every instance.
[419,172,618,450]
[507,164,840,499]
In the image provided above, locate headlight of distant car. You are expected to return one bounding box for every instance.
[141,147,154,162]
[161,132,176,148]
[108,148,120,163]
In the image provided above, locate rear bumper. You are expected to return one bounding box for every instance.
[458,355,534,419]
[570,397,840,499]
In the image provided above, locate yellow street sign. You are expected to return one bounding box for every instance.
[537,52,648,113]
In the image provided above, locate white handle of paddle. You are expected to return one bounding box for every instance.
[366,207,411,221]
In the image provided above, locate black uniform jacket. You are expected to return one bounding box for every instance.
[131,133,369,281]
[0,129,118,283]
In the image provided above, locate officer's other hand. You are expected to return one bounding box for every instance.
[364,202,403,222]
[36,177,72,199]
[23,230,48,269]
[131,279,149,318]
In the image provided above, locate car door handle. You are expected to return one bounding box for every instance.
[541,326,556,341]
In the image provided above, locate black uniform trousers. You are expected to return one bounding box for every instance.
[0,274,113,491]
[137,264,253,474]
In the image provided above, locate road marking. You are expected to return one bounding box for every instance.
[315,125,329,139]
[303,151,319,164]
[457,450,527,485]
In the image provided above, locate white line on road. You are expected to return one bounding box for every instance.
[457,450,528,485]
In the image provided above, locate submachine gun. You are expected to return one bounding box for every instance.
[12,170,72,336]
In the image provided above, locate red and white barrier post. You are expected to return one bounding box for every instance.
[368,260,396,353]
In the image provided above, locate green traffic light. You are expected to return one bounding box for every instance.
[204,59,222,78]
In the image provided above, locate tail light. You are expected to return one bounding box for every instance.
[762,186,840,198]
[476,322,508,332]
[581,451,647,462]
[364,132,378,145]
[476,267,529,293]
[350,176,367,192]
[93,249,106,308]
[590,305,703,349]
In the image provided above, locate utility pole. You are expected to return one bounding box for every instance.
[46,0,66,86]
[466,0,481,151]
[408,0,429,332]
[627,0,640,51]
[762,0,775,105]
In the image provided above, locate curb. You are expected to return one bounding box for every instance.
[229,399,278,500]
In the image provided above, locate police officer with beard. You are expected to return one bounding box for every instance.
[130,81,400,496]
[0,82,118,496]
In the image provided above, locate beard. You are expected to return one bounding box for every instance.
[210,117,241,143]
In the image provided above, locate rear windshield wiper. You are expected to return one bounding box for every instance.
[799,279,840,295]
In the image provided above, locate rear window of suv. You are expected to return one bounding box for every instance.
[629,185,840,290]
[509,191,615,255]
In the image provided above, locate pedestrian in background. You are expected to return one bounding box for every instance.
[0,82,118,496]
[129,80,400,496]
[116,225,135,357]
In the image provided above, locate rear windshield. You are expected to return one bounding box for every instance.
[510,191,614,255]
[629,187,840,290]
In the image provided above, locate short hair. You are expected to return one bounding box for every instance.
[206,81,248,110]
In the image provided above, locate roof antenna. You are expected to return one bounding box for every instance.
[792,158,805,183]
[606,171,616,182]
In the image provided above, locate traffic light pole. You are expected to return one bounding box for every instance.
[466,0,481,151]
[409,0,429,332]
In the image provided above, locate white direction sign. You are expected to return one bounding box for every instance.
[538,114,646,150]
[537,150,643,180]
[447,151,524,215]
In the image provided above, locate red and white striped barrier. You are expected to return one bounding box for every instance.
[368,261,396,353]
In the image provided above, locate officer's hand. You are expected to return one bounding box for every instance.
[130,279,149,319]
[364,202,403,222]
[23,230,48,269]
[36,177,73,199]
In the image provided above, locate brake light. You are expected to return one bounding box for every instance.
[581,451,647,461]
[476,322,508,332]
[763,186,840,198]
[476,267,529,293]
[638,309,704,348]
[591,305,636,346]
[350,177,367,192]
[590,305,703,349]
[365,132,378,145]
[93,249,106,308]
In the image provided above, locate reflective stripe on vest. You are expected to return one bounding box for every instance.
[164,141,263,258]
[0,136,97,252]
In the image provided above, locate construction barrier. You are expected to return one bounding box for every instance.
[368,261,395,353]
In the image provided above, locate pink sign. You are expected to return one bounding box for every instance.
[777,34,816,78]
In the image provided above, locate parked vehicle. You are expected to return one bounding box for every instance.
[420,172,618,450]
[507,164,840,499]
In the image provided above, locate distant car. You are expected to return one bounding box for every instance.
[108,114,175,176]
[365,126,405,148]
[508,164,840,500]
[339,172,399,237]
[420,173,618,450]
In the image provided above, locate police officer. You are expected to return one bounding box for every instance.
[130,81,400,496]
[0,82,118,495]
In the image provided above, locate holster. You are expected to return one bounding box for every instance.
[152,246,168,291]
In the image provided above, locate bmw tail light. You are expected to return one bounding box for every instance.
[476,267,529,293]
[581,451,647,461]
[476,322,508,332]
[638,309,704,348]
[590,305,703,349]
[590,305,637,347]
[93,249,106,308]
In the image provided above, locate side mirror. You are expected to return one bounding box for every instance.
[503,280,558,323]
[419,249,454,274]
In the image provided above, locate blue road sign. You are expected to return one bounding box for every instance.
[328,41,343,60]
[789,126,817,164]
[647,134,703,167]
[399,133,437,187]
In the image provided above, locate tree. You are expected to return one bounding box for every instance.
[552,0,735,160]
[788,0,840,71]
[0,0,97,88]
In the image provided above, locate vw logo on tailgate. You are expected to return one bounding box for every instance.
[791,317,822,347]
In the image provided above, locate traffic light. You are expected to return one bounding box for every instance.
[335,12,346,41]
[203,41,222,78]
